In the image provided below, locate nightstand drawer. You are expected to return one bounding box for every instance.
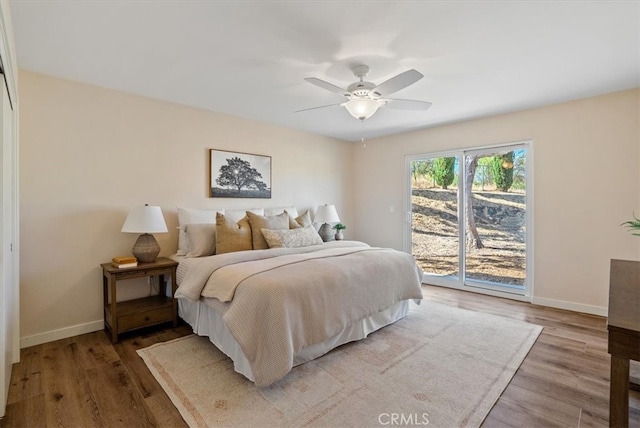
[119,306,173,332]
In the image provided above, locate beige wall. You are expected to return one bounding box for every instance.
[19,70,353,342]
[352,89,640,313]
[19,68,640,342]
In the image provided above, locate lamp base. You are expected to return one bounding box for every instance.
[132,233,160,263]
[318,223,334,242]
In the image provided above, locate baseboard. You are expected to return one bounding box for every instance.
[531,297,608,317]
[427,282,608,317]
[19,296,607,348]
[20,320,104,349]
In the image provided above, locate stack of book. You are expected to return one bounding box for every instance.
[112,256,138,269]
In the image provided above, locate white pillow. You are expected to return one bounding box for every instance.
[261,225,324,249]
[264,206,298,218]
[224,208,264,223]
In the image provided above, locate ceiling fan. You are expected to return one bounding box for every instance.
[297,64,432,121]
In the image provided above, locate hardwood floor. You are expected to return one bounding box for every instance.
[2,285,639,427]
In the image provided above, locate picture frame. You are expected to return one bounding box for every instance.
[210,149,272,198]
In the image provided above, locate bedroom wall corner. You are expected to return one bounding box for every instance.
[18,70,354,345]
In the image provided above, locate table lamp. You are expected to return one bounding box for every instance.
[314,204,340,242]
[121,204,168,263]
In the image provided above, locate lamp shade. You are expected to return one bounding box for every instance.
[344,98,381,121]
[121,205,168,234]
[314,204,340,224]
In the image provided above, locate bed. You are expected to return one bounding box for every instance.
[172,207,424,387]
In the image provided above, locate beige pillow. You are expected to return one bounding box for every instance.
[177,207,220,255]
[185,223,216,258]
[246,211,290,250]
[261,225,324,249]
[288,210,312,229]
[215,213,252,254]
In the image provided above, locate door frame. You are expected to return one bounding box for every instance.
[404,140,534,302]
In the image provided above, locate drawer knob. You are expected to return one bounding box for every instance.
[144,316,150,321]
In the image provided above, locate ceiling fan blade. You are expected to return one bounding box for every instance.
[295,103,342,113]
[304,77,350,97]
[383,98,432,111]
[369,69,424,97]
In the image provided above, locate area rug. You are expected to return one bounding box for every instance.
[137,301,542,428]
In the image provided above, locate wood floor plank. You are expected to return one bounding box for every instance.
[579,407,612,428]
[41,338,103,427]
[510,369,611,423]
[535,331,588,353]
[2,392,46,428]
[497,382,581,426]
[485,396,569,427]
[73,331,121,370]
[6,345,43,405]
[85,360,156,427]
[526,341,611,383]
[481,414,517,428]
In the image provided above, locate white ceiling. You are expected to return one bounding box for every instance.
[9,1,640,142]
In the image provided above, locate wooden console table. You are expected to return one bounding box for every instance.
[608,259,640,428]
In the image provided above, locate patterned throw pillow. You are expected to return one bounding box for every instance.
[261,225,324,249]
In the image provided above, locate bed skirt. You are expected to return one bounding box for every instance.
[178,297,413,383]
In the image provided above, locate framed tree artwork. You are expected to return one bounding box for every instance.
[210,149,272,198]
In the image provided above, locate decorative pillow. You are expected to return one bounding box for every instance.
[246,211,290,250]
[288,210,312,229]
[264,206,298,218]
[184,223,216,258]
[215,213,252,254]
[177,207,220,255]
[261,225,324,249]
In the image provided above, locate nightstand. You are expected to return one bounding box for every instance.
[101,257,178,343]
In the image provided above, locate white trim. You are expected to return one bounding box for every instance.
[0,3,16,415]
[524,142,534,299]
[425,281,532,303]
[531,296,607,317]
[0,0,18,105]
[20,320,104,349]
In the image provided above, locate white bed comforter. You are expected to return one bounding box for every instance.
[175,241,423,386]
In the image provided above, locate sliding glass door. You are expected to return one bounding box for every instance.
[406,142,531,296]
[409,155,460,281]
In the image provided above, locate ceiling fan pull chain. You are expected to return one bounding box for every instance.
[361,121,366,148]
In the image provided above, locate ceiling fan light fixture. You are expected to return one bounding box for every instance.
[344,98,381,121]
